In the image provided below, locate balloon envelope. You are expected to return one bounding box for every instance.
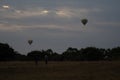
[81,19,88,25]
[28,40,33,45]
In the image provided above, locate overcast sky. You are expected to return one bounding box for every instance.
[0,0,120,54]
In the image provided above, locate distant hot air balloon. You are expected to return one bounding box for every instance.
[81,19,88,25]
[28,40,33,45]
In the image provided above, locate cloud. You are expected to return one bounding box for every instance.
[0,21,82,32]
[1,8,49,19]
[0,4,102,19]
[2,5,10,9]
[0,23,23,31]
[96,22,120,27]
[0,5,103,32]
[0,6,103,33]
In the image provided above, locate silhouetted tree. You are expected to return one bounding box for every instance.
[27,51,42,61]
[62,47,80,61]
[103,48,111,60]
[50,52,62,61]
[1,42,120,61]
[108,47,120,60]
[0,43,16,61]
[80,47,104,61]
[14,51,27,61]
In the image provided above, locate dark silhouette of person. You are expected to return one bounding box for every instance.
[45,55,48,64]
[35,56,38,65]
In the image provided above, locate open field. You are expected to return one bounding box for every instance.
[0,61,120,80]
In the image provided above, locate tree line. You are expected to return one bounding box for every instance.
[0,42,120,61]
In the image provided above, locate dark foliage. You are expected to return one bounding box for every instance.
[79,47,104,61]
[62,47,80,61]
[0,42,120,61]
[0,43,15,61]
[27,51,43,60]
[108,47,120,60]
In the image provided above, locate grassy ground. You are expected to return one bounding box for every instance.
[0,61,120,80]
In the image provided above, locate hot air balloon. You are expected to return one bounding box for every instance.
[28,40,33,45]
[81,19,88,25]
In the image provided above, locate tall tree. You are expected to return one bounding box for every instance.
[62,47,80,61]
[109,47,120,60]
[0,43,15,61]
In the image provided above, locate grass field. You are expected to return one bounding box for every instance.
[0,61,120,80]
